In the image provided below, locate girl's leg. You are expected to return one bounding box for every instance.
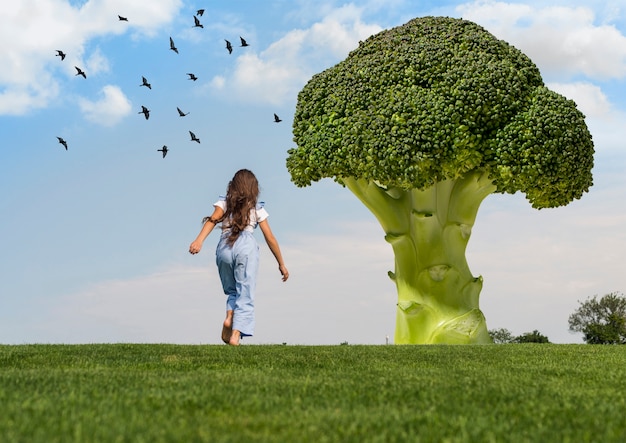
[231,233,260,340]
[216,237,237,344]
[222,310,234,344]
[229,328,241,346]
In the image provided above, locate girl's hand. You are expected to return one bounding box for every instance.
[189,240,202,255]
[189,207,222,255]
[279,265,289,282]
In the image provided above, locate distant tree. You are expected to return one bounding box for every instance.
[514,330,550,343]
[568,292,626,344]
[583,314,626,344]
[489,328,515,344]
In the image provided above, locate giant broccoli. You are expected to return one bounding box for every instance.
[286,16,594,344]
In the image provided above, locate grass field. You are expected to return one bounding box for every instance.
[1,344,625,442]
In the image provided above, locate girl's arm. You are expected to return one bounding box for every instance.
[258,219,289,282]
[189,206,224,255]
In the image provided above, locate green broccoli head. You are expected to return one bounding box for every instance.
[287,16,594,208]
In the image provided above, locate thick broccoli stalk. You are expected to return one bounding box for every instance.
[342,171,496,343]
[286,17,594,344]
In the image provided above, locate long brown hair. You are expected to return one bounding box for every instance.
[204,169,260,246]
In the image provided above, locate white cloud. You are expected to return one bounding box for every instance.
[78,84,132,126]
[77,0,183,36]
[0,0,182,116]
[84,47,110,77]
[224,52,307,106]
[0,73,60,115]
[547,81,612,118]
[40,265,216,343]
[543,81,626,152]
[472,185,626,342]
[210,75,226,90]
[457,2,626,153]
[210,4,383,105]
[22,182,626,346]
[458,1,626,80]
[36,222,396,345]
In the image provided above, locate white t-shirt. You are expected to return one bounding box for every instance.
[214,197,269,232]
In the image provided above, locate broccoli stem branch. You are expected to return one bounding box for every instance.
[343,170,497,344]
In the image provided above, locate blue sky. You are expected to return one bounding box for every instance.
[1,0,625,345]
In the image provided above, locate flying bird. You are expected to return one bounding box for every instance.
[118,15,128,21]
[177,107,189,117]
[187,73,197,81]
[140,76,151,89]
[274,113,282,123]
[225,39,232,54]
[240,36,249,47]
[139,106,150,120]
[197,9,204,16]
[157,145,168,158]
[74,66,86,78]
[55,50,66,60]
[189,131,200,143]
[57,137,68,150]
[169,37,178,54]
[193,15,203,28]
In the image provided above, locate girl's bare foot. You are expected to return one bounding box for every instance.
[229,329,241,346]
[221,310,234,344]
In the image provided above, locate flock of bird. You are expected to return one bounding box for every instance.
[54,9,283,158]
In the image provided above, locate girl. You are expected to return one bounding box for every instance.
[189,169,289,346]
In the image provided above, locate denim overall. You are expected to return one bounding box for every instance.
[215,231,260,337]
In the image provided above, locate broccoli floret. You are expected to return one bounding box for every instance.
[286,16,594,344]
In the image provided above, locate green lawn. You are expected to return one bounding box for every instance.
[1,344,625,442]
